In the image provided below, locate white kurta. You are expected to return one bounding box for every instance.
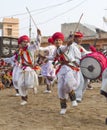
[17,36,41,96]
[41,61,56,85]
[39,45,56,57]
[3,55,19,89]
[68,42,88,100]
[3,35,41,96]
[49,45,80,99]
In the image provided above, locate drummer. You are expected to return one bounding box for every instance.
[68,32,91,102]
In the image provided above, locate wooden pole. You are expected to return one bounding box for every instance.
[26,7,38,29]
[73,13,84,37]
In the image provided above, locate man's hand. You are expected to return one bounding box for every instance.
[37,28,41,36]
[67,37,73,46]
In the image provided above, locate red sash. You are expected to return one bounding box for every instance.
[54,54,79,74]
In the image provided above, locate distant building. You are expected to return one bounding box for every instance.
[0,36,18,57]
[42,22,107,50]
[0,18,19,38]
[61,22,107,40]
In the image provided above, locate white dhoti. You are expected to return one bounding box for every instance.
[16,66,38,96]
[75,70,86,101]
[12,65,20,89]
[57,65,80,99]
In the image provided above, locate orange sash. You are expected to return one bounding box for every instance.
[19,49,32,66]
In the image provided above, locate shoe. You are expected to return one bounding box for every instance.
[44,90,51,93]
[33,87,38,94]
[72,100,78,107]
[20,101,27,105]
[15,93,20,96]
[60,108,67,115]
[48,90,51,93]
[87,85,93,90]
[76,98,82,103]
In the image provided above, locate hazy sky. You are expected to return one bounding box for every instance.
[0,0,107,37]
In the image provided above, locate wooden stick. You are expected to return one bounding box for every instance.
[26,7,38,29]
[73,13,84,37]
[67,13,84,47]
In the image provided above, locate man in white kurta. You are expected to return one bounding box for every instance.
[17,29,41,105]
[3,29,41,105]
[41,59,56,93]
[38,37,56,93]
[47,32,80,114]
[3,53,20,96]
[39,37,56,57]
[68,32,91,102]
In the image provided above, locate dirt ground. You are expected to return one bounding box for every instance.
[0,82,107,130]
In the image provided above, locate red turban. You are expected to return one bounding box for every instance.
[48,37,54,44]
[18,35,30,44]
[52,32,64,42]
[74,32,83,38]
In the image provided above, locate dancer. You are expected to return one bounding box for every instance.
[40,54,56,93]
[3,28,41,105]
[68,32,91,102]
[16,29,41,105]
[47,32,80,114]
[38,37,56,93]
[39,37,56,57]
[2,49,21,96]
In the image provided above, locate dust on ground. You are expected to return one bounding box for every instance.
[0,82,107,130]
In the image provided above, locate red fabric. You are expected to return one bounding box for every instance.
[74,32,83,38]
[8,71,12,76]
[52,32,64,42]
[22,46,28,51]
[80,48,84,52]
[55,65,61,75]
[54,54,79,74]
[18,35,30,44]
[89,45,97,52]
[0,60,6,66]
[53,54,65,63]
[48,37,54,44]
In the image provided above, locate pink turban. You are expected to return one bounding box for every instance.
[48,37,54,44]
[52,32,64,42]
[18,35,30,44]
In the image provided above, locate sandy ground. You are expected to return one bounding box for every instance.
[0,82,107,130]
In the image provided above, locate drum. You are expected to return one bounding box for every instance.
[80,52,107,79]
